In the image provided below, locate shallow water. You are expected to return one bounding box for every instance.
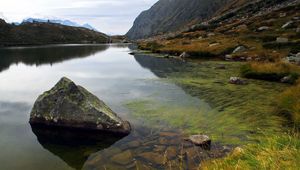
[0,44,224,170]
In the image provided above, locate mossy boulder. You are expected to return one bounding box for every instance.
[29,77,131,135]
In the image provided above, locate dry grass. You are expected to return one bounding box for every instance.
[278,80,300,125]
[201,132,300,170]
[248,62,300,74]
[241,62,300,84]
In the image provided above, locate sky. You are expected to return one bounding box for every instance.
[0,0,158,35]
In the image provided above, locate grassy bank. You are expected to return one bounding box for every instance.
[278,80,300,126]
[241,62,300,84]
[202,132,300,170]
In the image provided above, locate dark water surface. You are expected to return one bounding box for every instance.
[0,44,219,170]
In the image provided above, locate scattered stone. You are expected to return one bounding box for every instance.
[179,52,190,59]
[222,146,232,153]
[186,135,211,148]
[297,27,300,33]
[207,33,215,37]
[257,26,270,31]
[282,21,293,29]
[280,75,296,84]
[225,54,233,61]
[209,43,220,47]
[164,54,170,58]
[279,13,286,18]
[285,54,300,64]
[293,16,300,20]
[240,57,246,61]
[229,77,247,85]
[246,57,252,61]
[111,150,133,165]
[276,37,288,43]
[232,147,244,157]
[29,77,131,135]
[233,46,247,54]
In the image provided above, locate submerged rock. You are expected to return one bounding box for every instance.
[29,77,131,135]
[111,150,133,165]
[186,135,211,148]
[138,152,165,165]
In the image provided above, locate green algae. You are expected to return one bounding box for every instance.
[125,58,288,145]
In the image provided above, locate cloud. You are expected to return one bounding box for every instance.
[0,0,158,34]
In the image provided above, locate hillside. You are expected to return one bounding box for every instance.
[138,0,299,61]
[0,19,109,46]
[126,0,232,40]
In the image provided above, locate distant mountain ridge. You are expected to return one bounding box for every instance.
[21,18,97,31]
[0,19,109,46]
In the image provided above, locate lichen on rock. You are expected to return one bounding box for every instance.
[29,77,131,135]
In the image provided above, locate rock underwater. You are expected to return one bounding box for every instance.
[29,77,131,135]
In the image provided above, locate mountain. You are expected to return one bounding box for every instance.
[0,19,109,46]
[22,18,97,31]
[126,0,231,40]
[137,0,300,59]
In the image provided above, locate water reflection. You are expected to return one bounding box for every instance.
[0,45,108,72]
[134,54,188,78]
[31,125,124,170]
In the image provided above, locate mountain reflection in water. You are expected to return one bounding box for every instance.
[0,45,109,72]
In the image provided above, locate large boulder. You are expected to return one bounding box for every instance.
[29,77,131,135]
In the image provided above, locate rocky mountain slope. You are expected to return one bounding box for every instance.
[126,0,232,40]
[0,19,109,46]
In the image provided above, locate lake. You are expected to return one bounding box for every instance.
[0,44,286,170]
[0,44,218,170]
